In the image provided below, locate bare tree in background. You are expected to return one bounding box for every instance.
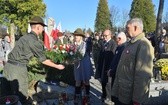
[155,0,165,59]
[163,9,168,31]
[120,9,129,29]
[110,5,120,28]
[163,10,168,23]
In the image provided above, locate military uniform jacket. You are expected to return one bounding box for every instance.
[111,33,154,104]
[8,31,47,65]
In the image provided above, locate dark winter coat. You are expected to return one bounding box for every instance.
[95,39,117,83]
[112,33,154,104]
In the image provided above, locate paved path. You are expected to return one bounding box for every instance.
[89,77,113,105]
[89,77,168,105]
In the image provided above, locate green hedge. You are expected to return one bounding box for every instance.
[27,57,75,86]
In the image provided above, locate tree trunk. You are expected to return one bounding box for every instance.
[155,0,164,59]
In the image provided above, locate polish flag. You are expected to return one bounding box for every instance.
[28,23,31,33]
[44,19,50,50]
[51,23,57,41]
[6,27,11,42]
[56,22,62,32]
[7,27,9,34]
[55,22,62,39]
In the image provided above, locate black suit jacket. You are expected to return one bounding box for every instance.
[95,39,117,83]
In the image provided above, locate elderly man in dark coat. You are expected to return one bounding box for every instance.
[95,29,117,102]
[107,32,127,103]
[107,32,127,86]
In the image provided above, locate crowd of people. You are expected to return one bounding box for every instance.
[147,28,168,58]
[93,18,154,105]
[0,32,12,73]
[158,29,168,54]
[0,16,167,105]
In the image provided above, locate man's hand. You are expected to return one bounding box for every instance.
[56,64,65,70]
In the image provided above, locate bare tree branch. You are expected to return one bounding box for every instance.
[120,9,129,28]
[163,9,168,23]
[110,5,120,27]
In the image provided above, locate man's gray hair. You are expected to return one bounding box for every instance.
[127,18,143,31]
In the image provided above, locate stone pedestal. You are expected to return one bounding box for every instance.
[33,81,75,105]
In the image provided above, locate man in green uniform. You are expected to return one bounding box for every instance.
[3,16,65,104]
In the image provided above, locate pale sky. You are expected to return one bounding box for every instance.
[44,0,168,32]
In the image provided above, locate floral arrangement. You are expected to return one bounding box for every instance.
[154,59,168,80]
[45,44,83,64]
[27,44,83,88]
[45,44,83,85]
